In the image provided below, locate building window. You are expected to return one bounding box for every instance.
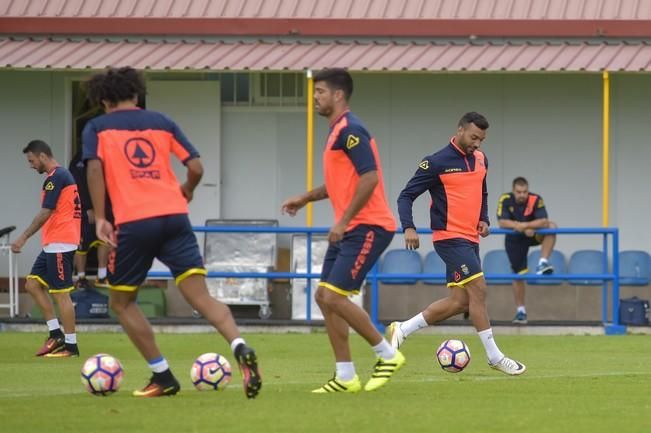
[256,72,305,106]
[220,72,251,104]
[218,72,305,106]
[98,71,305,107]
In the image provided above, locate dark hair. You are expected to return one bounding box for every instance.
[86,67,145,107]
[23,139,53,157]
[458,112,489,130]
[512,177,529,188]
[313,68,354,100]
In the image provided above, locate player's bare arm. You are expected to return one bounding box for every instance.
[520,218,550,237]
[87,159,116,247]
[181,157,203,203]
[500,218,548,237]
[521,218,550,229]
[281,185,328,216]
[498,219,525,231]
[10,208,52,253]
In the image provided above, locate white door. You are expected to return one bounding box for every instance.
[147,80,221,222]
[146,81,221,275]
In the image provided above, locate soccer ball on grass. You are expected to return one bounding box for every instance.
[81,353,124,396]
[436,339,471,373]
[190,352,232,391]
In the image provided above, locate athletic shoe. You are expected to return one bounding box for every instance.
[44,344,79,358]
[75,277,91,290]
[312,375,362,393]
[386,322,406,350]
[133,375,180,397]
[364,350,406,391]
[489,356,526,375]
[35,335,64,356]
[94,277,109,288]
[535,261,554,275]
[512,311,528,324]
[235,344,262,399]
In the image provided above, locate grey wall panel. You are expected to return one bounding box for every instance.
[611,74,651,252]
[0,71,64,275]
[218,73,636,257]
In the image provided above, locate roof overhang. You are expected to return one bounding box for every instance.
[2,38,650,72]
[2,17,651,38]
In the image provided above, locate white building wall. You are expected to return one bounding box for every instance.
[610,74,651,252]
[1,70,649,276]
[221,73,619,257]
[0,71,68,275]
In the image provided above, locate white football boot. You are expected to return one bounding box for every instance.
[489,356,526,375]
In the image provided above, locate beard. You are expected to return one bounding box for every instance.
[317,106,332,117]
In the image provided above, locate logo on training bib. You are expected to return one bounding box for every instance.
[125,138,160,179]
[45,181,55,191]
[346,134,360,150]
[419,160,429,170]
[124,138,156,168]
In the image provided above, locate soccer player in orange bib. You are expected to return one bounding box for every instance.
[389,112,526,376]
[282,69,405,393]
[83,67,261,398]
[12,140,81,357]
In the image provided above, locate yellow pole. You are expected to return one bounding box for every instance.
[306,69,315,226]
[602,71,610,227]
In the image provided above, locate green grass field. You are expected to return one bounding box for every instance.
[0,331,649,433]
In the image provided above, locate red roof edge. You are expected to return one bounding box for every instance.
[1,17,650,38]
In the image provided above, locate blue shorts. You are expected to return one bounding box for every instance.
[320,225,394,296]
[434,238,484,288]
[108,214,206,291]
[27,250,76,293]
[505,235,543,273]
[77,219,105,254]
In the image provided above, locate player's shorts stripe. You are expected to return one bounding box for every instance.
[49,286,74,294]
[27,274,49,288]
[175,268,208,285]
[447,272,484,288]
[318,282,360,296]
[109,284,138,292]
[89,240,105,249]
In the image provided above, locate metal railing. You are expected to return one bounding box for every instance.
[147,226,624,334]
[0,226,19,318]
[487,228,619,332]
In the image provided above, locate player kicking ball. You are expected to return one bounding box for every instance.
[83,67,261,398]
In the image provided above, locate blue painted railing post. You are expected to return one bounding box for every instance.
[612,229,620,325]
[306,231,312,321]
[605,228,626,335]
[602,233,609,324]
